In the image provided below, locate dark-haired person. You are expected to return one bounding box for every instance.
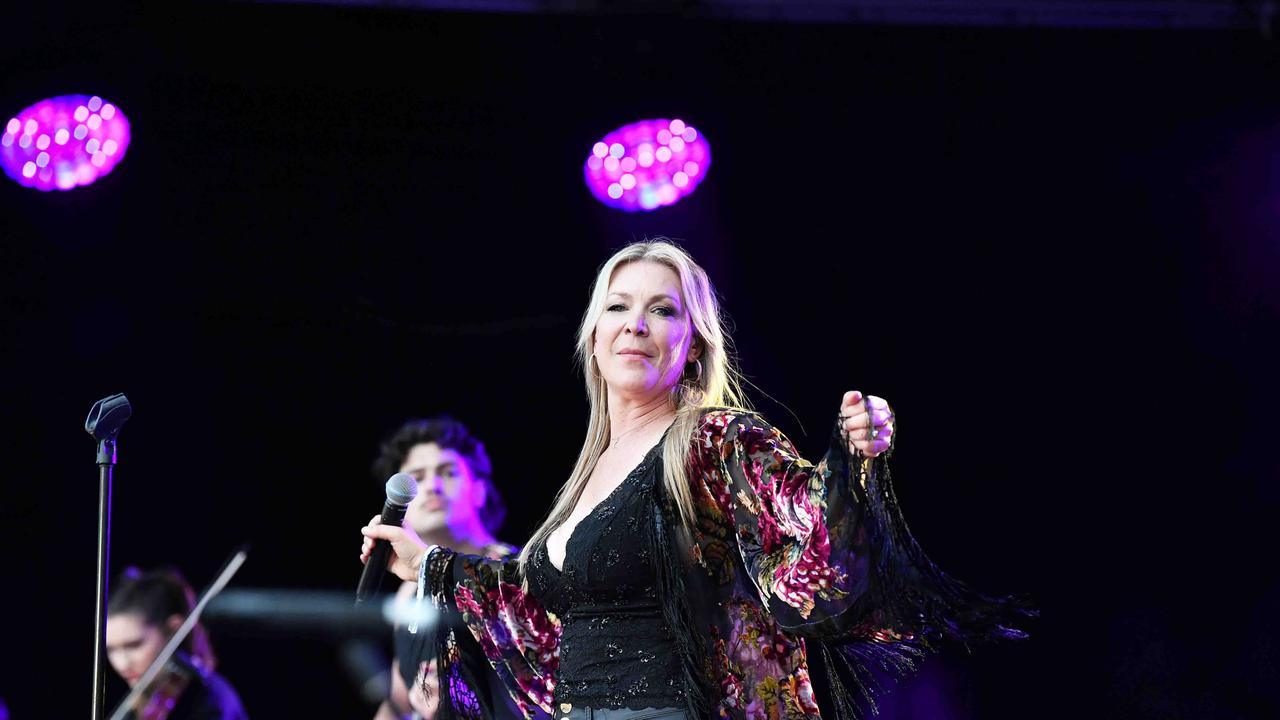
[371,417,534,720]
[363,240,1031,720]
[106,567,248,720]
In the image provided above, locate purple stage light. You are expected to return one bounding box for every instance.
[1,94,131,191]
[584,118,710,211]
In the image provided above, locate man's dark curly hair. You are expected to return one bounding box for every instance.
[371,416,506,534]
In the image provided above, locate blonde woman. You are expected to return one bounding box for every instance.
[361,240,1029,720]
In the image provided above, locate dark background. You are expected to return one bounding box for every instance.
[2,2,1278,718]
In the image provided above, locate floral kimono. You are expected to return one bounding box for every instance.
[424,410,1031,719]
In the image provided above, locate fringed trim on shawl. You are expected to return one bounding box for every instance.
[784,423,1036,646]
[428,624,487,720]
[426,548,460,720]
[423,549,488,720]
[816,635,924,719]
[648,459,713,720]
[815,420,1036,718]
[850,445,1037,648]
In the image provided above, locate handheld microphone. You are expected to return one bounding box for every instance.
[355,473,417,604]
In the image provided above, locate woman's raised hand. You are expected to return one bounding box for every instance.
[360,515,429,583]
[839,390,894,458]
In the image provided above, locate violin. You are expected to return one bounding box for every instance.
[129,652,198,720]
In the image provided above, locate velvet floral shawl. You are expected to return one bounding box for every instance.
[424,410,1032,720]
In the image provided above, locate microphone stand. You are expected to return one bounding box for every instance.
[85,394,132,720]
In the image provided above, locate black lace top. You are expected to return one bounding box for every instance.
[525,441,684,711]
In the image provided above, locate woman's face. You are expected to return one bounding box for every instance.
[399,442,486,538]
[105,612,171,687]
[592,260,699,401]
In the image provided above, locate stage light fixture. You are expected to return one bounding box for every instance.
[1,94,130,191]
[583,118,710,211]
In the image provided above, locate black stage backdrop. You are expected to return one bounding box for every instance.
[1,3,1278,718]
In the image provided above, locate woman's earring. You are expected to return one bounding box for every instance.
[694,358,703,380]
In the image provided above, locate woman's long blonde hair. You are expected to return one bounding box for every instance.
[518,239,750,573]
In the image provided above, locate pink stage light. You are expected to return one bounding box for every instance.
[1,94,131,191]
[584,118,711,211]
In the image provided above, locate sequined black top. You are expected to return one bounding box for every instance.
[525,441,684,711]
